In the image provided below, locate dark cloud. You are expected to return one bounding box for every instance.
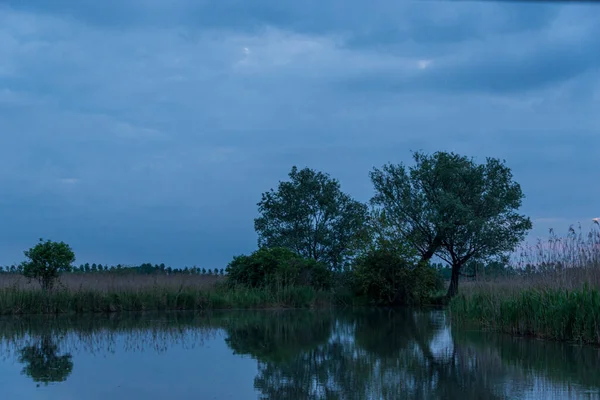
[0,0,560,44]
[0,1,598,267]
[341,10,600,95]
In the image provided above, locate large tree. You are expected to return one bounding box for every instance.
[370,151,531,298]
[255,166,369,270]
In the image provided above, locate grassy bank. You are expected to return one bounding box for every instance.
[0,273,343,315]
[449,268,600,346]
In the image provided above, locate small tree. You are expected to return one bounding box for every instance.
[22,239,75,291]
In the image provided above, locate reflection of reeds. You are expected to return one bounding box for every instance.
[0,312,223,360]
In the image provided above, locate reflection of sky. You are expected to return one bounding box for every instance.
[0,330,258,400]
[520,378,600,400]
[429,326,454,362]
[0,313,598,400]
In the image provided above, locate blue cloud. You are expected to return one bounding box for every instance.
[0,1,598,267]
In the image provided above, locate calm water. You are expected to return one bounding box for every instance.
[0,309,598,400]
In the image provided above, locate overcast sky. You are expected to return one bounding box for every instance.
[1,0,598,268]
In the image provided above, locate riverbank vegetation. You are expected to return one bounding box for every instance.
[450,224,600,346]
[2,149,599,346]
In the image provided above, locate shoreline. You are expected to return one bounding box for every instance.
[2,274,599,347]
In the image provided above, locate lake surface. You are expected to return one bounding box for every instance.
[0,309,598,400]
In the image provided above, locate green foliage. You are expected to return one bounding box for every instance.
[352,245,443,306]
[255,166,369,270]
[370,151,531,297]
[22,239,76,291]
[450,286,600,346]
[226,247,333,290]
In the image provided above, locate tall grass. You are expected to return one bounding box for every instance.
[0,273,336,315]
[514,222,600,271]
[451,223,600,346]
[451,286,600,345]
[0,272,224,292]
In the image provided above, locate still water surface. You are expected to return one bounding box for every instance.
[0,309,598,399]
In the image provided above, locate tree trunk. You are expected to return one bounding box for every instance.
[418,235,443,266]
[446,263,461,298]
[419,249,434,265]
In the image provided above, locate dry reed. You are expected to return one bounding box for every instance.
[0,272,224,292]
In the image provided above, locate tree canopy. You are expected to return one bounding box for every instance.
[254,166,369,270]
[22,239,76,291]
[370,151,531,297]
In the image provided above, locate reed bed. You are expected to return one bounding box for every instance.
[451,286,600,345]
[0,272,223,292]
[0,273,333,315]
[450,224,600,346]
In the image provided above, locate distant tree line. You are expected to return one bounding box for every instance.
[0,261,224,276]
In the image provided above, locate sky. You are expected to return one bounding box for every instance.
[0,0,599,268]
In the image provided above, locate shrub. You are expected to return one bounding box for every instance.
[226,248,332,290]
[352,246,442,305]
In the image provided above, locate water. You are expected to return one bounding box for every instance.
[0,309,598,400]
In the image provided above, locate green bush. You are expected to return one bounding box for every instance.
[352,246,443,305]
[225,247,333,290]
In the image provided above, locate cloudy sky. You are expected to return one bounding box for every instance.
[1,0,598,268]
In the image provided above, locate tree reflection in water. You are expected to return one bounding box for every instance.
[225,309,596,400]
[1,310,598,399]
[232,310,514,399]
[18,334,73,386]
